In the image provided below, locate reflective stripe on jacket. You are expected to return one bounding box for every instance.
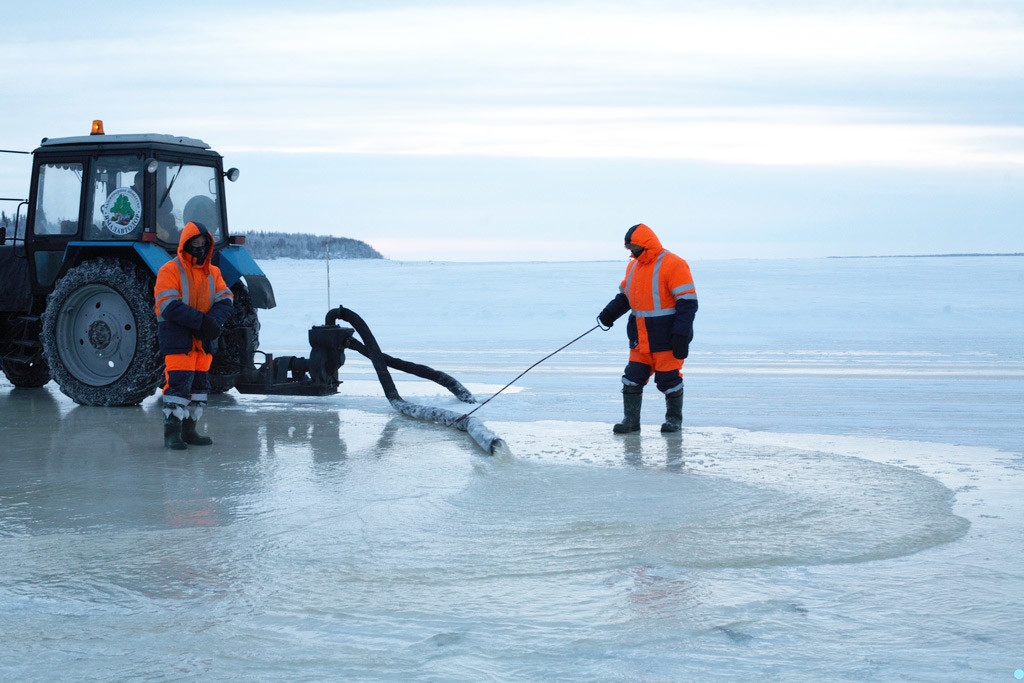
[153,221,233,356]
[619,224,697,353]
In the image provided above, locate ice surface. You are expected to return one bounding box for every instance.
[1,256,1022,679]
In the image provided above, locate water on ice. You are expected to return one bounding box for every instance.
[1,256,1022,679]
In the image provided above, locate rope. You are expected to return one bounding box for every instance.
[458,324,601,420]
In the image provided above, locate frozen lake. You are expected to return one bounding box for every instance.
[1,256,1022,679]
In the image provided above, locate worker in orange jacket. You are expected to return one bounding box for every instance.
[598,223,698,433]
[154,221,234,449]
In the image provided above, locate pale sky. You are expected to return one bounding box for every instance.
[1,0,1021,260]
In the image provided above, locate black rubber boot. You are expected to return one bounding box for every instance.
[613,387,643,434]
[164,414,188,450]
[182,418,213,446]
[661,390,683,433]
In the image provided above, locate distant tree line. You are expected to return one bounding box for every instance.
[239,231,384,260]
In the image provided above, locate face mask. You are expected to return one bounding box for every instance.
[185,240,210,264]
[626,244,645,258]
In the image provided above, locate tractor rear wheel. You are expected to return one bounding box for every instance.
[0,356,50,388]
[41,258,163,406]
[209,283,260,394]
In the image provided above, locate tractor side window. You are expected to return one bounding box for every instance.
[34,163,83,236]
[85,156,144,240]
[155,161,223,245]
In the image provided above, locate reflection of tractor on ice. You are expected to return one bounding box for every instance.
[0,121,274,404]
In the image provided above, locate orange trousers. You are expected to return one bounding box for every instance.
[163,338,213,404]
[623,349,684,394]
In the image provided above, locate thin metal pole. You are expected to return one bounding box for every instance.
[325,241,331,310]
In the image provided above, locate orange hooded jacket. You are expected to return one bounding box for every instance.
[154,222,234,356]
[601,224,697,353]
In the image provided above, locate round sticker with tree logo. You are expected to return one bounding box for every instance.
[101,187,142,236]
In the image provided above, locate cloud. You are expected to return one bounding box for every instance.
[197,5,1024,84]
[212,106,1024,167]
[4,2,1023,168]
[3,1,1022,260]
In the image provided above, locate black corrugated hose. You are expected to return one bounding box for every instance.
[326,306,505,454]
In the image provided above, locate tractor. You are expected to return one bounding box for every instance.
[0,121,274,405]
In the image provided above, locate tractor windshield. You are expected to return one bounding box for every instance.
[154,161,224,246]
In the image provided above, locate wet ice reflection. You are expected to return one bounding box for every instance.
[619,432,685,471]
[0,388,1013,680]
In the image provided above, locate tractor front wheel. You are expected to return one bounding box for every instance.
[41,258,163,406]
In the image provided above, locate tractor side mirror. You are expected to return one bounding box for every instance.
[225,167,240,182]
[0,226,6,245]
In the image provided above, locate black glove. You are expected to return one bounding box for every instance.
[598,293,630,329]
[199,314,222,342]
[671,334,689,360]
